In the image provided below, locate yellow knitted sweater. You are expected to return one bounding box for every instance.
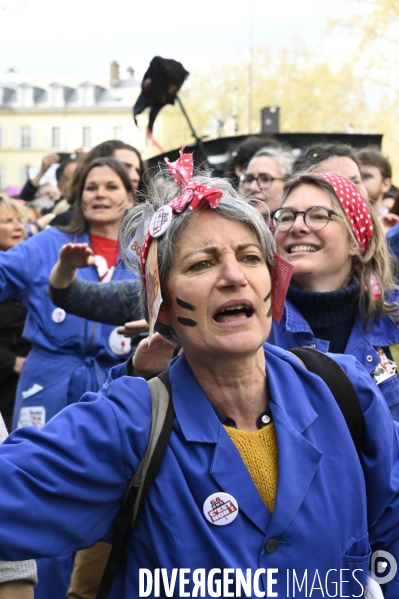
[223,423,278,513]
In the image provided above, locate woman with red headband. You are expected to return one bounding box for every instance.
[0,151,399,598]
[270,171,399,420]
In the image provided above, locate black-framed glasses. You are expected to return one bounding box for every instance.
[240,173,284,189]
[271,206,343,232]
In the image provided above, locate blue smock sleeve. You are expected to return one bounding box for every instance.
[0,375,152,560]
[332,353,399,597]
[0,236,38,302]
[49,278,142,324]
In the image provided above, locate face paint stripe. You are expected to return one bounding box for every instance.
[178,317,197,327]
[176,298,195,311]
[267,307,272,318]
[264,291,271,302]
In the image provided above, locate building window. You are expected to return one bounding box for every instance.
[21,127,31,148]
[20,165,30,186]
[52,127,60,148]
[113,126,122,140]
[82,127,91,147]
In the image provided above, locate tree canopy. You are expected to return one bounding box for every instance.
[148,0,399,183]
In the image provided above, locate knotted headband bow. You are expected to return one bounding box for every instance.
[140,148,224,283]
[165,147,224,212]
[315,172,373,252]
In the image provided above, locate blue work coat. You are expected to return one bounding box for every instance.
[269,295,399,421]
[0,344,399,598]
[0,227,136,430]
[387,221,399,261]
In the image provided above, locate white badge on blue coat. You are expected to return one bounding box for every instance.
[108,327,132,356]
[203,492,239,526]
[51,308,66,323]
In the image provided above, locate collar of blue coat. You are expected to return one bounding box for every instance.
[283,292,399,347]
[167,344,320,443]
[353,290,399,346]
[168,345,327,536]
[353,312,399,346]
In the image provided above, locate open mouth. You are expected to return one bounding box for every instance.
[247,197,265,206]
[214,304,254,323]
[289,245,318,253]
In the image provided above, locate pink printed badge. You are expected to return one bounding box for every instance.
[203,493,239,526]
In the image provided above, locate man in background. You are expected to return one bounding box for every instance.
[357,148,392,216]
[241,147,293,215]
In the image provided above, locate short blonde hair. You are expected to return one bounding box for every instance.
[0,196,27,221]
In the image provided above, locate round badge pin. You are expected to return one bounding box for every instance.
[51,308,66,323]
[203,492,239,526]
[108,327,132,356]
[149,205,173,238]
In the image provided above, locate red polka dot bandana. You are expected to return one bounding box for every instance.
[315,172,373,252]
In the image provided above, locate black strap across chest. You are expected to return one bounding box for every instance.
[96,348,365,598]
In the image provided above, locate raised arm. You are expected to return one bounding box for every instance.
[49,243,142,324]
[19,154,61,203]
[0,378,152,561]
[50,278,142,324]
[49,243,95,289]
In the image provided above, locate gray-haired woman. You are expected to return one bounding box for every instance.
[0,150,398,598]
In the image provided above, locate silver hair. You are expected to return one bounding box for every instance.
[120,170,275,346]
[250,147,294,179]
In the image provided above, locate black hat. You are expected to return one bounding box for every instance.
[133,56,189,131]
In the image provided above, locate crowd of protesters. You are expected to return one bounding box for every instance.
[0,136,399,599]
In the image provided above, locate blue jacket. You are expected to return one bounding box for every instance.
[0,344,398,598]
[0,227,136,429]
[269,294,399,421]
[387,221,399,261]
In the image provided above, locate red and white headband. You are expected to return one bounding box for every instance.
[315,172,373,252]
[315,172,380,299]
[139,147,223,285]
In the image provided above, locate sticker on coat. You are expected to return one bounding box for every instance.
[17,406,46,429]
[108,327,132,355]
[203,493,239,526]
[21,383,43,399]
[371,347,397,385]
[51,308,66,323]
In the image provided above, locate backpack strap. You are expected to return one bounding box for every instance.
[289,347,365,452]
[95,370,174,599]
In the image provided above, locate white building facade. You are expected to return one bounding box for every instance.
[0,62,149,190]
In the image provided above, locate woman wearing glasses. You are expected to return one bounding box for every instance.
[270,171,399,420]
[240,147,293,214]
